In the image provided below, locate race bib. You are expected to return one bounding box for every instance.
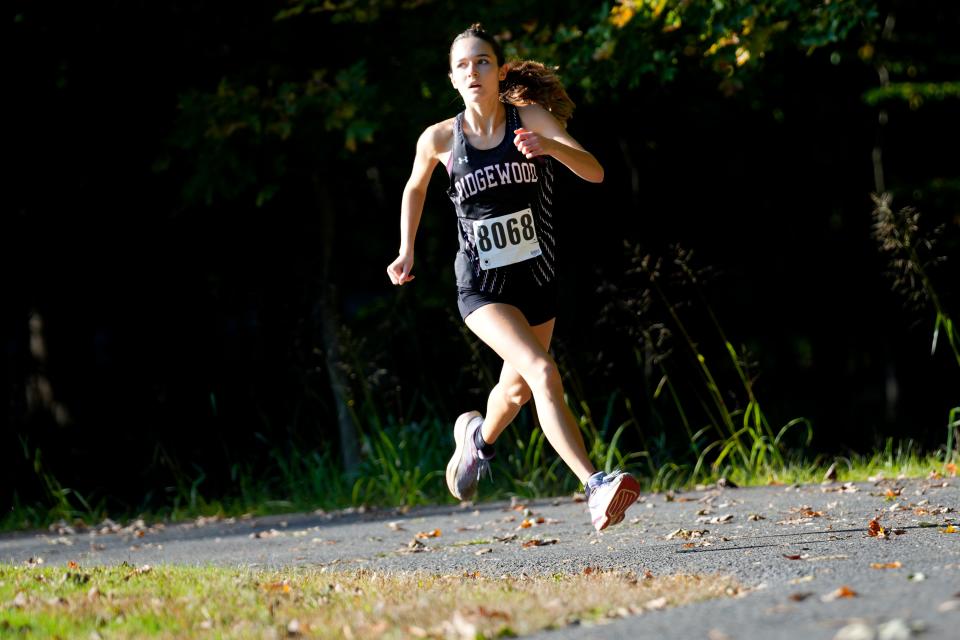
[473,208,541,270]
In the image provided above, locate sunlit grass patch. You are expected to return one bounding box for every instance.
[0,564,739,638]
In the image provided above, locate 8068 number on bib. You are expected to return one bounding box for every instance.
[472,208,541,270]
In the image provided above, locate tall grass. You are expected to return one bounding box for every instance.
[871,192,959,368]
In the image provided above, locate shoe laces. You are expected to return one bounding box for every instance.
[586,469,623,500]
[477,458,492,484]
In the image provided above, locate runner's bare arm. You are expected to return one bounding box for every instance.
[387,124,448,285]
[515,103,604,183]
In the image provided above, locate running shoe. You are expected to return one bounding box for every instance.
[586,470,640,531]
[445,410,489,501]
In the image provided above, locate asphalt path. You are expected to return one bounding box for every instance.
[2,476,958,639]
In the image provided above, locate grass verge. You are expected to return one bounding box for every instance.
[0,564,739,639]
[2,442,951,534]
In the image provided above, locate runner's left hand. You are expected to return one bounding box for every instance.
[513,128,552,159]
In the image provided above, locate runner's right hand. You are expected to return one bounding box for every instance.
[386,253,416,285]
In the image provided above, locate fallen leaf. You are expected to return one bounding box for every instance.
[946,463,957,477]
[415,529,441,539]
[789,592,813,602]
[706,514,734,524]
[406,539,427,552]
[123,565,152,581]
[821,585,857,602]
[251,529,283,539]
[521,538,558,548]
[748,514,766,521]
[940,525,959,534]
[67,561,79,570]
[474,548,492,556]
[870,561,902,569]
[665,528,709,540]
[263,580,293,594]
[783,554,805,560]
[885,488,902,499]
[867,517,887,538]
[822,482,858,493]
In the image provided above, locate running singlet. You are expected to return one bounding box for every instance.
[446,103,557,294]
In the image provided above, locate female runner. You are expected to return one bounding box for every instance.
[386,24,638,530]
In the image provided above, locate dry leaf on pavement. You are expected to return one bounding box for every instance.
[415,529,441,539]
[821,585,857,602]
[867,517,887,538]
[665,528,709,540]
[521,538,558,548]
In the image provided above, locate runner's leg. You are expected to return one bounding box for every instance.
[478,319,554,445]
[465,303,595,483]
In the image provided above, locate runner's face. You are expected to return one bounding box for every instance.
[449,37,506,103]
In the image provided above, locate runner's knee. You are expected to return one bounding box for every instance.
[523,358,562,395]
[503,380,532,407]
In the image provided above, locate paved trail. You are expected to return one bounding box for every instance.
[2,476,958,639]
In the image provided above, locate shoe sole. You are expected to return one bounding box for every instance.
[593,473,640,531]
[446,410,481,500]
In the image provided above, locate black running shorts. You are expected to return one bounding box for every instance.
[457,281,558,327]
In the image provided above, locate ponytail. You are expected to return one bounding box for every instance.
[500,60,576,127]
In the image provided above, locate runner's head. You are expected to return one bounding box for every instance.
[449,24,509,103]
[448,23,576,126]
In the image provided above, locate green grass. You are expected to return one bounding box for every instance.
[0,564,739,639]
[3,425,952,535]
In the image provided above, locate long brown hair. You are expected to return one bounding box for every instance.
[450,23,576,126]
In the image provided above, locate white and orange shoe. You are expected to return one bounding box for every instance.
[586,470,640,531]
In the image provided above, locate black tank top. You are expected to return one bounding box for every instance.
[445,103,557,294]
